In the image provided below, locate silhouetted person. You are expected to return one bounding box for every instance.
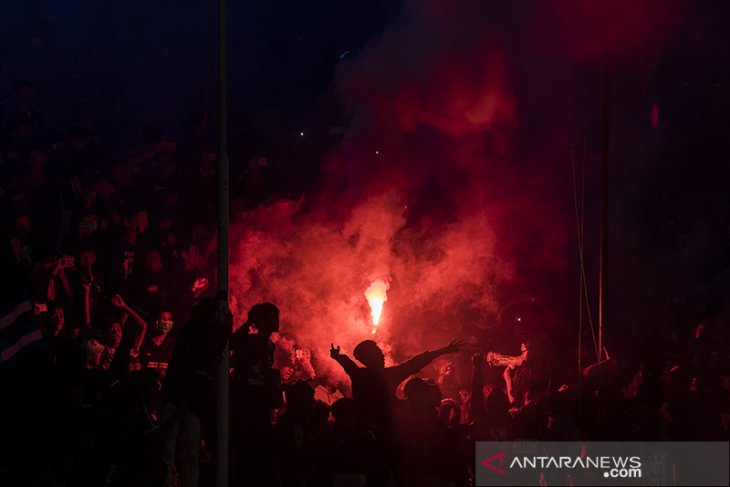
[230,302,284,487]
[393,378,464,486]
[681,322,721,389]
[470,353,513,441]
[158,298,227,487]
[137,310,176,382]
[438,398,461,429]
[330,338,463,426]
[503,337,549,407]
[322,397,386,486]
[274,381,323,487]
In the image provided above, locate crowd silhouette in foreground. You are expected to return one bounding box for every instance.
[1,79,730,487]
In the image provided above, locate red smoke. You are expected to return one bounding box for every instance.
[230,0,685,384]
[542,0,684,64]
[336,1,516,137]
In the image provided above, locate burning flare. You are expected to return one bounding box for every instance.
[365,279,389,334]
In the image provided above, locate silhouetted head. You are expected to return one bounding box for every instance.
[353,340,385,370]
[521,336,545,365]
[145,249,163,273]
[284,380,315,416]
[78,248,96,269]
[189,298,218,333]
[438,398,460,427]
[458,388,471,404]
[246,302,279,336]
[404,377,441,409]
[404,377,429,399]
[331,398,357,422]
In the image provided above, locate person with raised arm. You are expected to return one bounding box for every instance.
[330,338,464,426]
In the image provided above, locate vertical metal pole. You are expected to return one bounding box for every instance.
[598,58,609,363]
[216,0,230,484]
[578,274,583,372]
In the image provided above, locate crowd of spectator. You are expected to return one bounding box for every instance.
[1,78,730,487]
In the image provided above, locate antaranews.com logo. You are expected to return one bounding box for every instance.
[475,441,728,486]
[482,450,642,479]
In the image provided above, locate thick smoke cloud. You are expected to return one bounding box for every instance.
[230,0,685,383]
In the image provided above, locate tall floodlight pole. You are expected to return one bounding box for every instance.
[216,0,230,484]
[598,57,609,363]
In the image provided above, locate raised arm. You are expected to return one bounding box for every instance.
[52,257,75,307]
[112,294,147,354]
[330,344,360,377]
[393,338,465,380]
[81,278,93,329]
[503,367,517,405]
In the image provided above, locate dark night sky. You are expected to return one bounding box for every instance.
[0,0,401,148]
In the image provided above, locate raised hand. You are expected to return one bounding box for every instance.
[443,338,465,354]
[471,352,484,367]
[330,343,341,359]
[112,294,127,309]
[59,255,75,269]
[192,277,209,293]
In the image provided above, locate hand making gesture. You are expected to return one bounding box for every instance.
[112,294,129,310]
[441,338,465,354]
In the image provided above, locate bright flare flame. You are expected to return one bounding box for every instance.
[365,279,389,334]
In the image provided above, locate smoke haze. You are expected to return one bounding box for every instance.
[230,0,686,382]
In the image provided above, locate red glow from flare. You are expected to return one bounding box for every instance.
[228,0,686,386]
[365,279,389,334]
